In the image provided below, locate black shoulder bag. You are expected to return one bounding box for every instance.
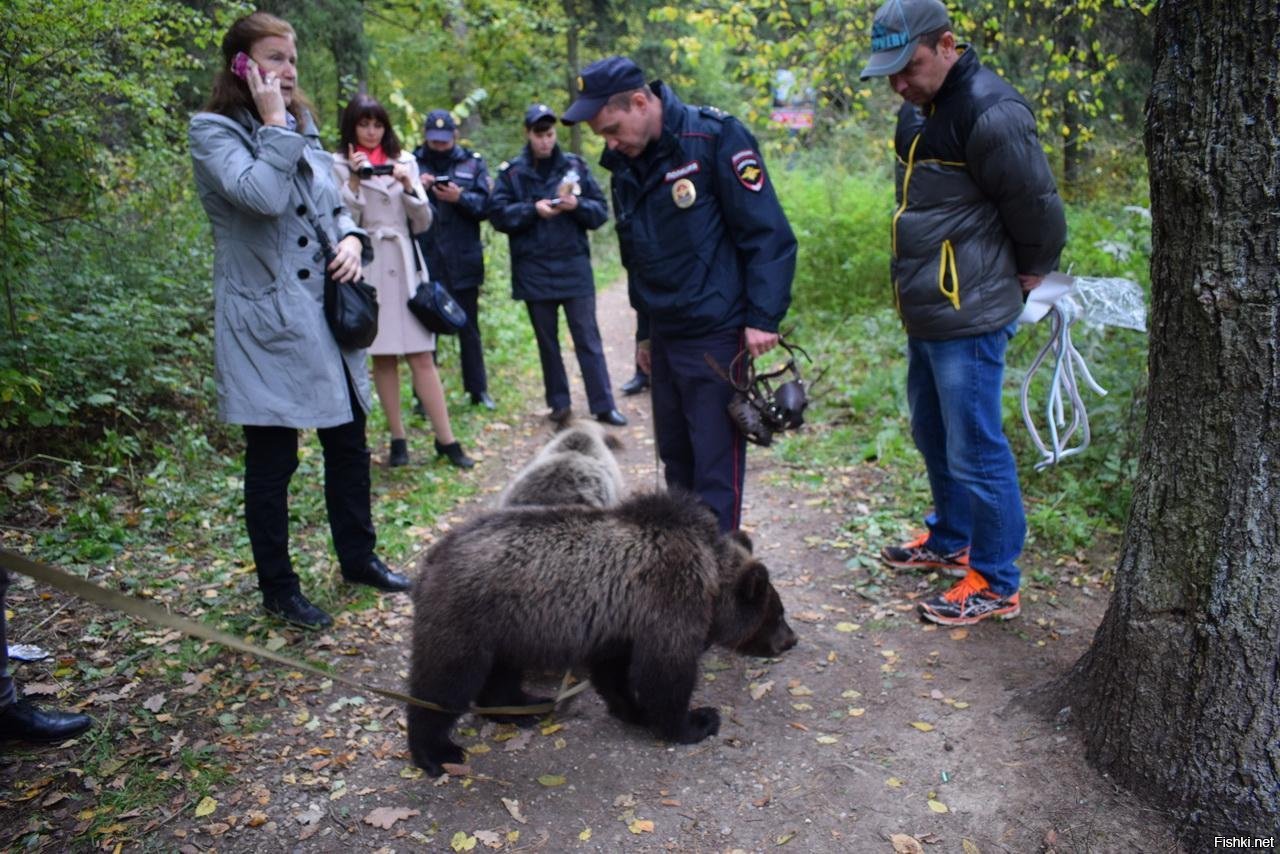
[406,235,467,335]
[293,173,379,350]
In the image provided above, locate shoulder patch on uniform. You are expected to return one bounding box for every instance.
[498,160,510,172]
[731,149,765,192]
[699,105,728,121]
[472,151,482,158]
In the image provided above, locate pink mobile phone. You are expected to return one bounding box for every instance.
[231,52,265,82]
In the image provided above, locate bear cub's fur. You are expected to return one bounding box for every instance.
[498,419,625,509]
[406,490,797,775]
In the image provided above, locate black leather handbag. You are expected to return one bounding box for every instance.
[406,239,467,335]
[294,173,378,349]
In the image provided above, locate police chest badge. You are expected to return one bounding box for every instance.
[731,149,766,192]
[672,178,696,209]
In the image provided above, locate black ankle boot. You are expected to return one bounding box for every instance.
[388,438,409,467]
[263,591,333,629]
[341,556,410,592]
[0,698,92,743]
[434,440,476,469]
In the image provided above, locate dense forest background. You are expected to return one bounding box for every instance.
[1,0,1154,552]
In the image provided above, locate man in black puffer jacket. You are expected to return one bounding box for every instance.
[489,104,625,427]
[861,0,1066,627]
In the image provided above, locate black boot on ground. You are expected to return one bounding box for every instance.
[264,591,333,630]
[0,698,92,743]
[434,439,476,469]
[342,556,410,592]
[620,371,649,395]
[388,438,409,467]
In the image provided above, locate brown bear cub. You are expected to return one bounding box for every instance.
[406,490,797,776]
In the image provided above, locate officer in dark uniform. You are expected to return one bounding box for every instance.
[413,109,495,410]
[562,56,797,532]
[489,104,626,426]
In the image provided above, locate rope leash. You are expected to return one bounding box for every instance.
[0,548,588,716]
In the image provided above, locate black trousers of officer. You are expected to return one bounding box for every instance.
[0,568,15,707]
[525,295,616,414]
[452,286,488,398]
[650,328,747,532]
[242,372,376,601]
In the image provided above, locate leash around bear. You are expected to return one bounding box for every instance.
[0,547,588,716]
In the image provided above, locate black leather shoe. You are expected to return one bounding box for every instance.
[470,391,497,410]
[594,409,628,427]
[342,557,410,592]
[0,698,92,743]
[620,371,649,395]
[264,591,333,629]
[548,407,572,425]
[388,438,409,467]
[434,439,476,469]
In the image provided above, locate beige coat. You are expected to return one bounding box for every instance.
[333,152,435,355]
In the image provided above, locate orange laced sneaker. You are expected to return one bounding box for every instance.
[880,531,971,577]
[916,569,1021,626]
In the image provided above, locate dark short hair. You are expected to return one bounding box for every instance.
[605,87,649,112]
[918,25,951,51]
[528,117,556,133]
[338,94,402,159]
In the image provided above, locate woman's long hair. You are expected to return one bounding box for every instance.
[203,12,315,127]
[338,94,402,160]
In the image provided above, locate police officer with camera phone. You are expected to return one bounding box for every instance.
[563,56,796,532]
[413,109,495,410]
[489,104,625,427]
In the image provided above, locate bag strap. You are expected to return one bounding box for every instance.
[291,171,337,263]
[408,232,430,298]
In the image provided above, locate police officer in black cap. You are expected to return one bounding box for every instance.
[562,56,797,532]
[413,109,496,410]
[489,104,625,426]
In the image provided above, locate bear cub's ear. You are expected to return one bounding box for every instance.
[734,562,770,605]
[728,529,754,554]
[604,433,624,451]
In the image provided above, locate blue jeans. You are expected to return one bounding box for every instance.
[906,323,1025,596]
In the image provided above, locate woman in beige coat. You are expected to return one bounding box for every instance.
[334,95,473,468]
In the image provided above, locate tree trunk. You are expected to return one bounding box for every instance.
[564,0,583,155]
[1062,0,1279,845]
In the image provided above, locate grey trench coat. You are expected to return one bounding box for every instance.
[189,109,374,428]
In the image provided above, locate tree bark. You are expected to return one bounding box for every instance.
[1062,0,1279,844]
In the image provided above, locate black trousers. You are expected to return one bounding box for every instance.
[242,380,376,600]
[452,286,488,397]
[650,328,747,532]
[0,568,13,707]
[525,295,616,414]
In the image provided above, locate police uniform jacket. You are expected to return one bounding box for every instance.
[189,109,374,428]
[488,144,609,302]
[892,47,1066,340]
[600,83,796,341]
[412,143,490,291]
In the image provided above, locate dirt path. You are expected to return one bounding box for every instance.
[10,279,1183,853]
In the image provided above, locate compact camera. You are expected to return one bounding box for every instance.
[357,163,396,179]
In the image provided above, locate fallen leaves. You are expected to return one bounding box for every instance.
[193,796,217,818]
[363,806,420,829]
[537,774,566,787]
[890,834,925,854]
[910,721,936,732]
[628,819,655,834]
[501,797,527,824]
[749,680,775,700]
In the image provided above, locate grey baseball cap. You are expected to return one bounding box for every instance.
[860,0,951,80]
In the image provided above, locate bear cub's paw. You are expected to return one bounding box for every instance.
[674,706,721,743]
[412,741,467,777]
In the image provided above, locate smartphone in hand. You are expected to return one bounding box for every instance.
[231,52,266,82]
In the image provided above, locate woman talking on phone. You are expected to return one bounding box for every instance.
[333,95,474,469]
[188,12,409,631]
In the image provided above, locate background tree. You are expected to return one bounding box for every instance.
[1060,0,1279,844]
